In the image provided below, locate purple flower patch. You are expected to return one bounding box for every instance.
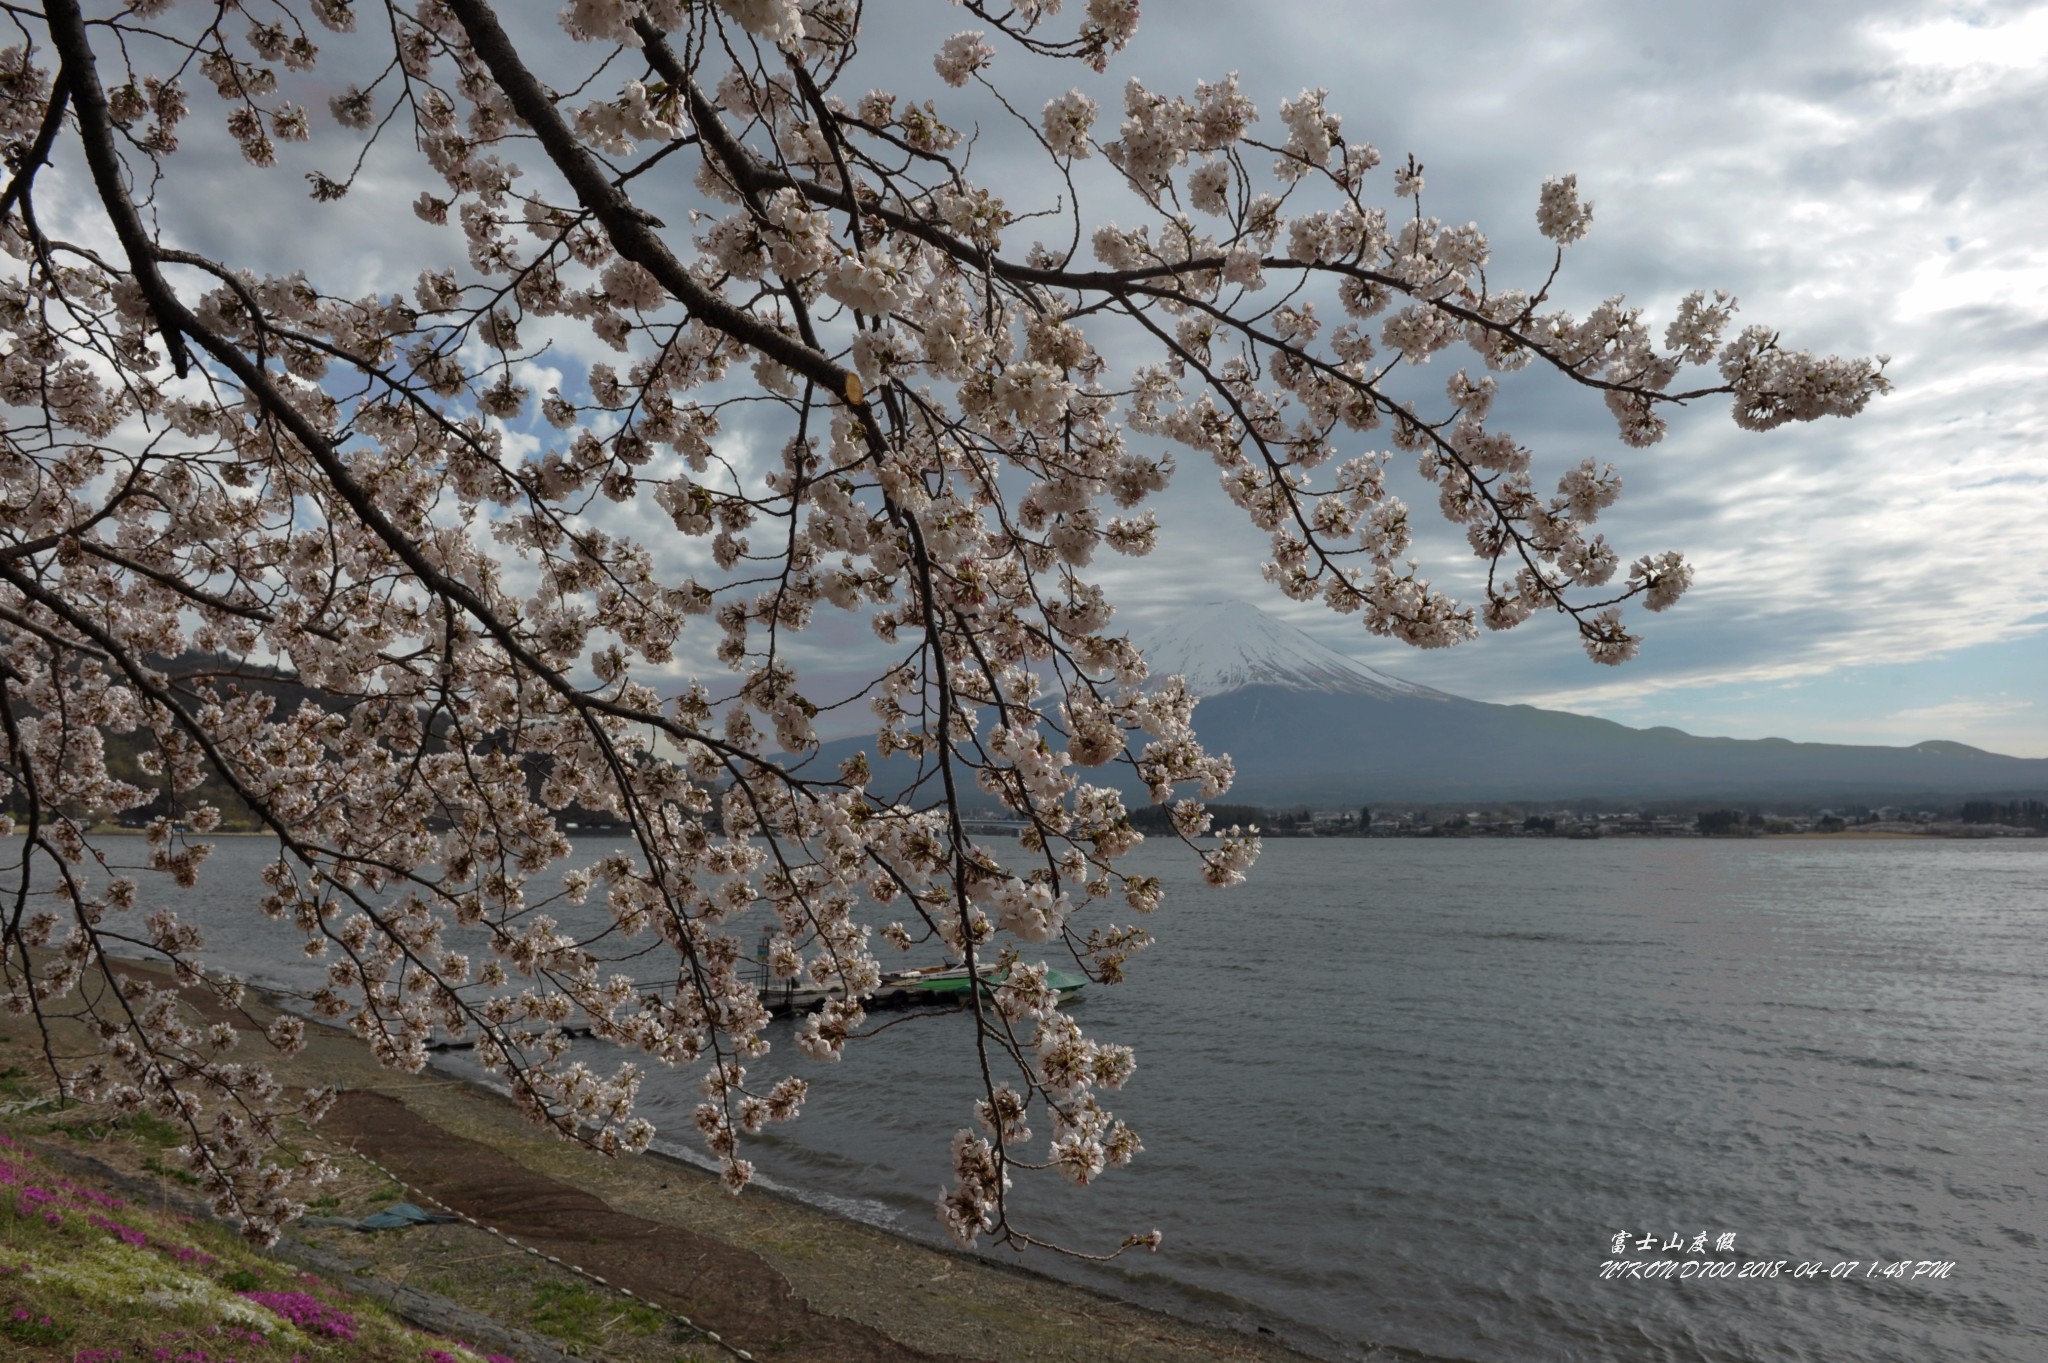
[65,1182,128,1211]
[238,1290,357,1341]
[88,1213,148,1247]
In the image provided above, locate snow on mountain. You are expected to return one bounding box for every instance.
[1133,599,1450,701]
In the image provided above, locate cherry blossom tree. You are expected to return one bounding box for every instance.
[0,0,1886,1248]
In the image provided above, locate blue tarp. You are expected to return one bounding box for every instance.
[352,1201,458,1231]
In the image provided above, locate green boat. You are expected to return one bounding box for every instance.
[903,965,1089,1000]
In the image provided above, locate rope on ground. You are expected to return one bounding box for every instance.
[314,1131,759,1363]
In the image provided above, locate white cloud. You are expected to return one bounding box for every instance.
[51,1,2040,754]
[1871,5,2048,76]
[1030,1,2048,758]
[1886,695,2036,726]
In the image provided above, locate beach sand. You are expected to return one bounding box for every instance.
[0,961,1325,1363]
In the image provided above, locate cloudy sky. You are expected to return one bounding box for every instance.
[934,0,2048,758]
[61,0,2046,757]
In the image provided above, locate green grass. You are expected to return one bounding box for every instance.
[1,1308,71,1346]
[0,1126,519,1362]
[141,1155,203,1187]
[0,1065,58,1116]
[41,1107,187,1149]
[527,1277,669,1347]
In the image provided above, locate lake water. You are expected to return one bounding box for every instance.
[71,835,2048,1363]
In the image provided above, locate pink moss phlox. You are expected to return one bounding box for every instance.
[239,1290,357,1341]
[66,1182,129,1211]
[12,1179,66,1227]
[4,1158,130,1232]
[88,1213,149,1247]
[73,1349,127,1362]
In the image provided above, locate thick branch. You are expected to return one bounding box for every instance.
[41,1,191,377]
[445,0,855,399]
[0,69,68,224]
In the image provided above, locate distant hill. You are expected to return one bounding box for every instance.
[46,623,2043,821]
[813,601,2048,806]
[16,654,636,831]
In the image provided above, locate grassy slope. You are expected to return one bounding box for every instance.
[0,1064,705,1363]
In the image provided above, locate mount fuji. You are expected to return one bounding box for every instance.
[1126,601,2048,804]
[1136,599,1450,702]
[805,601,2048,806]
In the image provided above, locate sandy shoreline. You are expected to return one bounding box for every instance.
[1,958,1330,1363]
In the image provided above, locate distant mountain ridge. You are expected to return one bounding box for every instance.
[809,602,2048,806]
[1123,603,2048,804]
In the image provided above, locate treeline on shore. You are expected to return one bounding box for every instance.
[1957,799,2048,830]
[1122,799,2048,839]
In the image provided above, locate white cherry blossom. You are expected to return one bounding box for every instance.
[0,0,1884,1256]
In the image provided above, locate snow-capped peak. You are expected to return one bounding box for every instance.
[1132,600,1450,700]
